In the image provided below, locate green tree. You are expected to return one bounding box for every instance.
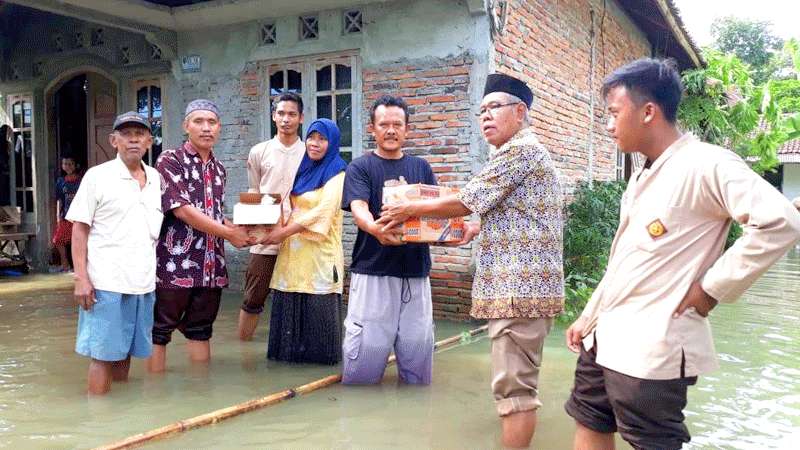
[783,38,800,80]
[770,79,800,113]
[678,50,800,175]
[710,17,784,84]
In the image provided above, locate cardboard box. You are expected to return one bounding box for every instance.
[382,183,465,243]
[233,193,282,225]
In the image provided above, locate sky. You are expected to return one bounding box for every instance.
[672,0,800,47]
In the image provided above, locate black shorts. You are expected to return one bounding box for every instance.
[152,287,223,345]
[564,339,697,450]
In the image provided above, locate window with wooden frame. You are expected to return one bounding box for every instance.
[9,96,35,214]
[268,66,303,139]
[315,61,353,161]
[134,80,164,166]
[265,53,360,162]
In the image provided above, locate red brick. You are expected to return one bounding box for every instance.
[428,95,456,103]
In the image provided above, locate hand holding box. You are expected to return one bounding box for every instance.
[382,184,465,243]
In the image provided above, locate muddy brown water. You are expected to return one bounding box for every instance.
[2,251,799,449]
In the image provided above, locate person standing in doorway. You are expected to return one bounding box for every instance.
[68,112,163,395]
[147,99,253,373]
[564,58,800,450]
[52,156,82,272]
[340,95,437,385]
[379,73,564,448]
[237,92,306,341]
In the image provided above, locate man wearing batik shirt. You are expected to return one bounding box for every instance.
[147,99,252,373]
[379,73,564,448]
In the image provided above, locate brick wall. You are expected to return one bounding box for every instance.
[493,0,651,187]
[176,0,654,321]
[175,61,263,288]
[358,54,478,321]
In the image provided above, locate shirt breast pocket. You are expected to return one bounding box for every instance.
[144,191,164,241]
[261,161,273,176]
[634,206,688,254]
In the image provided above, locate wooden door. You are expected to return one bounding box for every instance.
[87,73,117,167]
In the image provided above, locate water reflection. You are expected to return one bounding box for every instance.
[2,250,800,449]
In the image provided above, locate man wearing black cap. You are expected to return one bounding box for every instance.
[67,112,164,394]
[379,73,564,448]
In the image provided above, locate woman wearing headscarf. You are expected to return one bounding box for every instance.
[261,118,348,365]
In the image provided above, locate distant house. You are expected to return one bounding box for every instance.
[766,138,800,200]
[1,0,700,318]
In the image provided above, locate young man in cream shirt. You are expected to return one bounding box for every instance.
[564,58,800,450]
[238,92,306,340]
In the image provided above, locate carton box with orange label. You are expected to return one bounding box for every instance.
[382,183,465,243]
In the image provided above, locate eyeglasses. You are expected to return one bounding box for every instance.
[475,102,520,118]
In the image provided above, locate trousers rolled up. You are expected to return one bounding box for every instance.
[341,273,434,385]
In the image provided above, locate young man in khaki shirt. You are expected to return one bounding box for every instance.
[564,58,800,450]
[237,92,306,340]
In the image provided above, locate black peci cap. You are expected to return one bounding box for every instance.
[483,73,534,108]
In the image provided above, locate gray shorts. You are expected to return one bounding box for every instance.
[342,273,434,385]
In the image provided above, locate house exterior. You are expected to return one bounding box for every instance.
[770,138,800,200]
[0,0,700,319]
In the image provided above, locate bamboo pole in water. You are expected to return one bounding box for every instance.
[96,324,488,450]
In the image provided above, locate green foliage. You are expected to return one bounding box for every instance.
[710,17,784,84]
[726,222,743,250]
[770,79,800,113]
[783,38,800,78]
[559,180,755,324]
[678,50,800,175]
[561,180,626,323]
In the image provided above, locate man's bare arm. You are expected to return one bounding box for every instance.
[350,200,404,246]
[71,222,95,310]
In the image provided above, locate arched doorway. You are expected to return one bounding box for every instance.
[49,71,118,174]
[43,69,117,268]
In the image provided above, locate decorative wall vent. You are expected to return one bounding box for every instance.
[74,31,85,49]
[53,34,64,52]
[299,15,319,40]
[120,46,131,65]
[10,64,21,81]
[150,44,162,61]
[343,10,363,34]
[260,22,276,45]
[91,28,104,46]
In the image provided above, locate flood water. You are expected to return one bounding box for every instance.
[2,251,800,449]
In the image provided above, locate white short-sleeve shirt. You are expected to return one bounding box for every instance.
[66,156,163,294]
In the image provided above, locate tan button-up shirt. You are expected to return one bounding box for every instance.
[581,133,800,380]
[246,136,306,255]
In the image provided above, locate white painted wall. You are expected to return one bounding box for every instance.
[783,163,800,201]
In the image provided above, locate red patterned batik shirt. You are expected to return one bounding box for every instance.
[155,142,229,289]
